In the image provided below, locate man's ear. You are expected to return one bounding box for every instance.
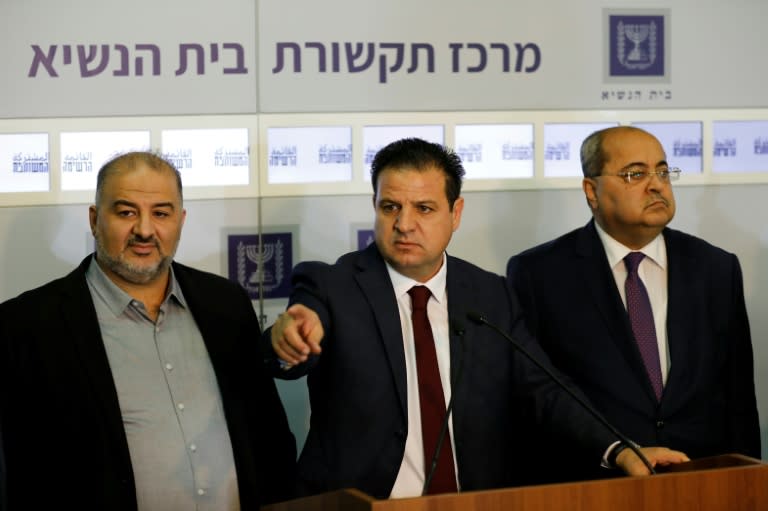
[582,178,598,211]
[88,205,98,236]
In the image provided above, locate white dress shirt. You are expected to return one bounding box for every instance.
[594,222,670,382]
[386,253,459,498]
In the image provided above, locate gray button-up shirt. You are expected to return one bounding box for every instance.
[86,258,239,511]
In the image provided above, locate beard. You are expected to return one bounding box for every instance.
[94,233,173,285]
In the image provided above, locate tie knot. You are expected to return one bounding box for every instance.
[408,286,432,311]
[624,252,646,274]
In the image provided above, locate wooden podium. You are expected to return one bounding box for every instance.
[263,454,767,511]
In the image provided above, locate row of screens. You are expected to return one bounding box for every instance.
[3,120,768,192]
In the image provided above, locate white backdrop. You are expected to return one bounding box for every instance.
[1,0,766,117]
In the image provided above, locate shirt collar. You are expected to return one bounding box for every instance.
[593,222,667,271]
[85,255,188,315]
[385,252,448,305]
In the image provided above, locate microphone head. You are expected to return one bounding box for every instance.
[466,311,486,325]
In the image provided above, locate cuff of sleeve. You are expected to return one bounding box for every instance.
[602,440,628,469]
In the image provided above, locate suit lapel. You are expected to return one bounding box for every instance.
[576,222,659,402]
[445,256,473,396]
[662,228,695,405]
[173,263,225,373]
[353,245,409,418]
[64,257,131,450]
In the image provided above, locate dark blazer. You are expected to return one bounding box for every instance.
[0,255,296,510]
[507,220,761,482]
[265,243,622,499]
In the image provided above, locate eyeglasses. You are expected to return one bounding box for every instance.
[600,167,681,184]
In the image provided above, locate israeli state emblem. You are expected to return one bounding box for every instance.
[228,232,293,299]
[609,14,665,77]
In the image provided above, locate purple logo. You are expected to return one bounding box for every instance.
[609,15,665,77]
[228,232,292,300]
[357,229,375,250]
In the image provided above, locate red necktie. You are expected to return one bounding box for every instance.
[408,286,458,494]
[624,252,663,401]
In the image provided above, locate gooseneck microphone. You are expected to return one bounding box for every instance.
[422,320,467,495]
[466,311,656,475]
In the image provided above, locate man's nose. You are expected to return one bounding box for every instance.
[395,207,416,231]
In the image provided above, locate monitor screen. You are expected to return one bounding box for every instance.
[60,130,150,190]
[543,122,618,177]
[267,126,352,184]
[162,128,250,186]
[362,125,444,181]
[0,133,49,193]
[631,121,702,174]
[455,124,533,179]
[712,120,768,173]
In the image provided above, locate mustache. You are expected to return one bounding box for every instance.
[127,235,159,247]
[647,193,670,207]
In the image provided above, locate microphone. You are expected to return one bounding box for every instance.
[466,311,656,475]
[422,320,467,495]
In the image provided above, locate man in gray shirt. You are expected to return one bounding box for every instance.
[0,152,296,510]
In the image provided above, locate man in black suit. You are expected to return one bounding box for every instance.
[264,137,687,499]
[0,152,296,510]
[507,126,761,483]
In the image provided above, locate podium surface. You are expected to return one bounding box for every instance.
[263,454,768,511]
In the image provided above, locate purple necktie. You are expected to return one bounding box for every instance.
[624,252,663,401]
[408,286,458,494]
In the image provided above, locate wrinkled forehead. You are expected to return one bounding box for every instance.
[100,163,182,202]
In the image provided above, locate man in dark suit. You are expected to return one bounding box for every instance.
[507,126,761,483]
[0,152,296,510]
[264,137,688,499]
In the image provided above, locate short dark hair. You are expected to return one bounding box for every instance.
[95,151,183,207]
[370,138,465,208]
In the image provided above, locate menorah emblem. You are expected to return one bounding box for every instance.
[613,18,659,72]
[245,243,276,284]
[624,24,650,62]
[229,234,290,300]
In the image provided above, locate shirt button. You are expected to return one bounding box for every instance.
[197,488,205,496]
[190,444,197,452]
[165,363,173,371]
[177,403,185,411]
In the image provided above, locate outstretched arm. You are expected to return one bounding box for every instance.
[270,303,324,366]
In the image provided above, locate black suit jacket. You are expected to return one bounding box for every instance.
[0,256,296,510]
[507,220,761,482]
[265,243,621,498]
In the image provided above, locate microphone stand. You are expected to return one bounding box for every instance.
[467,311,656,475]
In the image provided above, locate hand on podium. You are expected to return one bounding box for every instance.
[617,446,690,476]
